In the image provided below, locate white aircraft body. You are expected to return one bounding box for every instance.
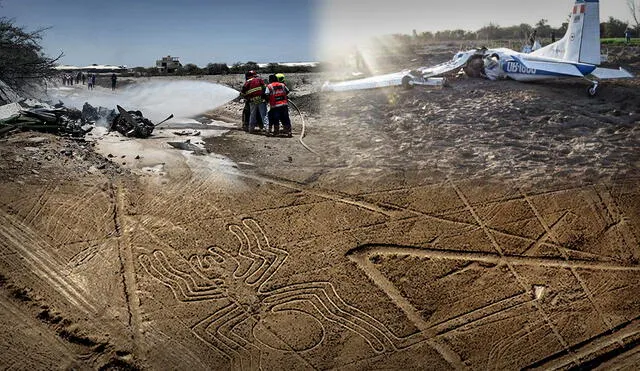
[323,0,633,96]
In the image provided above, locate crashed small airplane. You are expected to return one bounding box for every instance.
[323,0,633,96]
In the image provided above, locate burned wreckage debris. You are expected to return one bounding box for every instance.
[1,99,172,140]
[0,79,106,138]
[108,105,173,138]
[1,79,169,139]
[82,102,117,124]
[108,105,155,138]
[0,100,93,138]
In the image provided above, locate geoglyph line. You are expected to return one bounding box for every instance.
[65,239,116,269]
[346,247,542,342]
[356,196,581,254]
[449,180,574,362]
[358,183,593,214]
[140,218,456,368]
[428,291,534,335]
[521,189,620,345]
[0,209,97,314]
[525,316,640,370]
[228,171,396,217]
[139,251,226,302]
[346,247,467,369]
[193,170,599,263]
[519,211,570,256]
[44,185,102,235]
[348,244,640,271]
[596,184,640,256]
[112,183,143,347]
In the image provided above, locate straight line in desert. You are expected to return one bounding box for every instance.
[227,171,399,217]
[227,171,599,260]
[527,317,640,370]
[347,250,467,369]
[451,180,576,358]
[349,244,640,271]
[112,183,143,348]
[521,190,621,346]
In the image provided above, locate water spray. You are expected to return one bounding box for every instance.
[49,80,238,123]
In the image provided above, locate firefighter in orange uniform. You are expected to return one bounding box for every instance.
[240,70,268,133]
[264,74,291,137]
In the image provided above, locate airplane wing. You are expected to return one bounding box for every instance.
[321,70,411,92]
[322,50,476,92]
[590,67,634,79]
[415,50,476,77]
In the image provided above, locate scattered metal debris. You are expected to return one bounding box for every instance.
[173,130,201,136]
[108,106,173,138]
[0,100,92,137]
[108,105,156,138]
[82,102,116,124]
[166,139,208,155]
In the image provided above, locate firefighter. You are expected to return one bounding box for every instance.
[240,70,268,133]
[240,72,252,131]
[264,74,291,137]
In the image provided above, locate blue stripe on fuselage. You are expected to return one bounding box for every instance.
[505,56,596,77]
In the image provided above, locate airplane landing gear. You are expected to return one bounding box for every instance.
[402,74,415,89]
[402,72,447,89]
[587,81,599,97]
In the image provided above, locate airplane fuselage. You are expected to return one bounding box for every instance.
[486,48,597,82]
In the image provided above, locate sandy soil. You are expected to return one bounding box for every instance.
[1,56,640,371]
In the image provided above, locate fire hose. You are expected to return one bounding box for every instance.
[288,99,318,155]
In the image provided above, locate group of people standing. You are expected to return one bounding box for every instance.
[61,72,85,86]
[60,72,118,91]
[240,70,291,137]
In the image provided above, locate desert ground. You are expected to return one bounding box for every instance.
[1,46,640,370]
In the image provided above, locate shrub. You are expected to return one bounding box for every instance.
[0,17,61,89]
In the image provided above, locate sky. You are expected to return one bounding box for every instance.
[2,0,636,67]
[1,0,318,67]
[319,0,636,58]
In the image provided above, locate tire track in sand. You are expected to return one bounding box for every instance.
[0,209,96,314]
[111,182,143,349]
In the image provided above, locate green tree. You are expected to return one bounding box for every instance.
[0,17,62,89]
[205,63,229,75]
[264,63,280,73]
[477,23,502,40]
[244,61,260,72]
[182,63,201,75]
[555,21,569,37]
[229,62,243,74]
[418,31,434,42]
[629,0,639,34]
[535,18,553,38]
[601,17,628,38]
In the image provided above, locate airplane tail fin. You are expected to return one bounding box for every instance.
[532,0,600,65]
